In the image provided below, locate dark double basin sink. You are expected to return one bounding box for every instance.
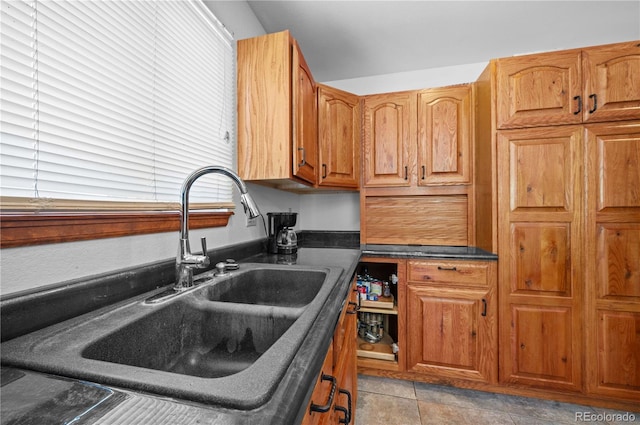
[1,263,344,409]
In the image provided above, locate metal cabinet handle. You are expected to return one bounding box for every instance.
[347,301,359,315]
[404,166,408,180]
[481,298,487,317]
[335,388,352,424]
[309,374,337,414]
[421,165,426,180]
[298,147,306,167]
[322,163,327,179]
[588,94,598,114]
[437,266,457,271]
[573,95,582,115]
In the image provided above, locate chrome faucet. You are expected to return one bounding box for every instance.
[175,166,261,290]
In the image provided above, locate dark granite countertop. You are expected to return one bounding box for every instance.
[0,243,361,425]
[1,231,498,424]
[361,244,498,261]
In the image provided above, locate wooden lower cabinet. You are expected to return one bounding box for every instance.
[302,281,357,425]
[405,259,498,384]
[303,342,335,425]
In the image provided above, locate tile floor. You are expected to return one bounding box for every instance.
[355,375,639,425]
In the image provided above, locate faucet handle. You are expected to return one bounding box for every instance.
[215,261,228,276]
[200,237,208,256]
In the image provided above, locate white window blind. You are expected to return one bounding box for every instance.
[0,0,235,208]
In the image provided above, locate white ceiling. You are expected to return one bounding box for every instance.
[246,1,640,82]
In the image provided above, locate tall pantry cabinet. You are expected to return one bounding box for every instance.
[584,122,640,400]
[488,40,640,400]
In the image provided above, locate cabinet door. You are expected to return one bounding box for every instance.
[318,85,360,188]
[497,126,582,214]
[331,308,357,425]
[506,304,580,392]
[497,125,583,392]
[496,50,582,129]
[585,122,640,400]
[292,40,318,185]
[362,91,416,187]
[406,285,496,383]
[582,41,640,123]
[302,342,334,425]
[237,31,292,180]
[417,85,472,185]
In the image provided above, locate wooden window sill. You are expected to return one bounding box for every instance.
[0,211,233,248]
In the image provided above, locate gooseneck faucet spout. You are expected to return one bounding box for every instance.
[175,166,261,290]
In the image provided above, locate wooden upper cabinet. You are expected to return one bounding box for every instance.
[496,49,583,129]
[292,40,318,185]
[582,41,640,123]
[417,85,472,185]
[237,30,291,181]
[237,30,318,186]
[317,84,360,188]
[362,91,416,187]
[496,41,640,129]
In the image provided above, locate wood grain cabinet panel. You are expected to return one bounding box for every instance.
[499,126,581,213]
[317,84,360,188]
[406,259,497,384]
[237,30,318,187]
[364,196,468,246]
[407,287,481,370]
[417,85,472,185]
[595,310,640,394]
[591,129,640,210]
[582,42,640,123]
[302,341,334,425]
[362,91,416,187]
[407,261,489,287]
[510,223,572,296]
[507,305,580,391]
[302,280,358,425]
[496,41,640,129]
[292,39,318,185]
[237,30,292,181]
[596,224,640,300]
[585,122,640,401]
[496,50,582,129]
[498,124,583,393]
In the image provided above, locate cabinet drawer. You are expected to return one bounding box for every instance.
[408,260,489,286]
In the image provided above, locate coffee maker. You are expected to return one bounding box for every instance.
[267,212,298,254]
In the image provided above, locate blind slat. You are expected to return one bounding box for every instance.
[1,0,235,205]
